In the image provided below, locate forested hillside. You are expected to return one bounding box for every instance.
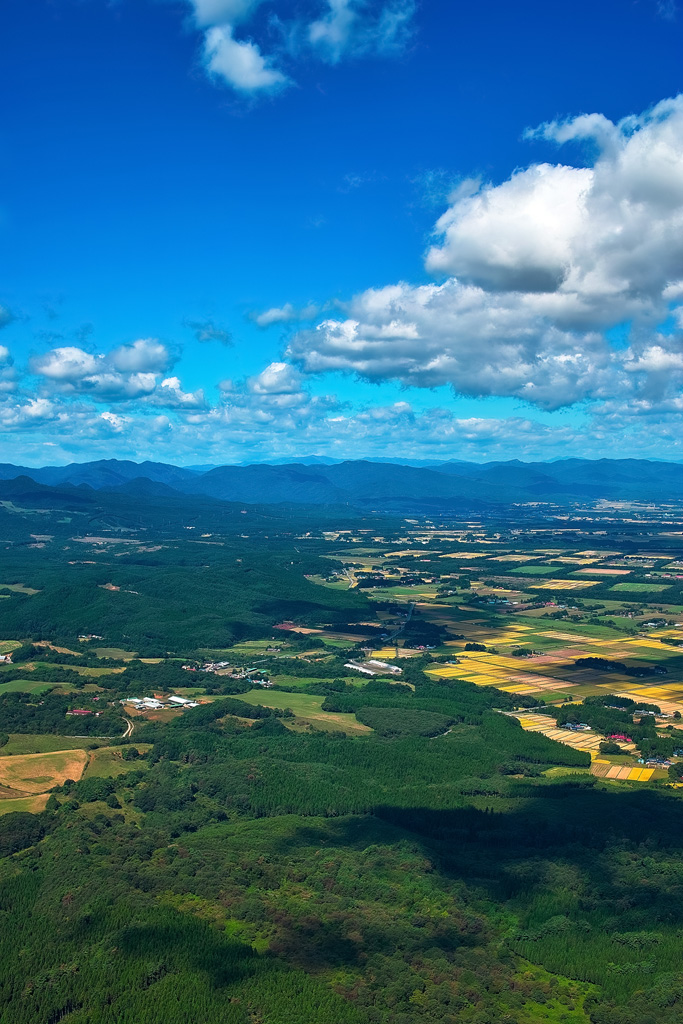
[1,673,682,1024]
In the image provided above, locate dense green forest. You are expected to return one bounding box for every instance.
[2,674,680,1024]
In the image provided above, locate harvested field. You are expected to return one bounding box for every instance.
[512,713,636,756]
[573,568,631,576]
[590,760,654,782]
[0,749,87,796]
[0,794,49,816]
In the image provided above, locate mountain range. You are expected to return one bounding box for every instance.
[2,457,683,511]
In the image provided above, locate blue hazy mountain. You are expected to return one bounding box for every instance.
[2,457,683,508]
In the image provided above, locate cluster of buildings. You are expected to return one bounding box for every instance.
[121,695,201,712]
[639,756,672,769]
[182,661,230,673]
[344,659,403,677]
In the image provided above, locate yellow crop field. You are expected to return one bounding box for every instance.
[487,554,534,562]
[439,552,490,559]
[591,763,654,782]
[513,713,607,752]
[554,557,600,564]
[531,579,600,590]
[540,631,602,642]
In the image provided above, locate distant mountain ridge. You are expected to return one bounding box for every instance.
[2,456,683,509]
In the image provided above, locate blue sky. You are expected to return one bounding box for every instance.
[2,0,683,465]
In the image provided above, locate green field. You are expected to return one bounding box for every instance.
[236,688,372,734]
[610,582,672,593]
[0,583,40,595]
[93,647,138,660]
[63,664,125,677]
[84,745,152,778]
[0,678,58,696]
[270,674,364,690]
[0,733,101,755]
[0,793,48,816]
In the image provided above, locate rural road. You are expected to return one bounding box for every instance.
[122,717,134,739]
[386,601,415,642]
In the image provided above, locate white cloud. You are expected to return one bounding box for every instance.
[100,411,127,433]
[157,376,208,409]
[247,361,303,395]
[31,346,100,382]
[0,398,57,429]
[289,95,683,410]
[308,0,415,63]
[27,339,211,408]
[203,25,290,93]
[623,343,683,373]
[185,0,415,96]
[288,281,612,409]
[252,302,320,327]
[109,338,171,374]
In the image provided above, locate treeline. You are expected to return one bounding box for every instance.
[571,656,668,678]
[354,706,454,737]
[0,692,123,736]
[322,676,537,727]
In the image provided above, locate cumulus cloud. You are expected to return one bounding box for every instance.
[247,361,303,394]
[0,398,57,429]
[185,0,415,95]
[210,360,341,441]
[203,25,290,93]
[156,376,208,409]
[100,411,127,433]
[109,338,171,374]
[288,281,613,409]
[30,344,163,401]
[288,95,683,410]
[184,318,233,345]
[31,346,100,383]
[27,339,209,409]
